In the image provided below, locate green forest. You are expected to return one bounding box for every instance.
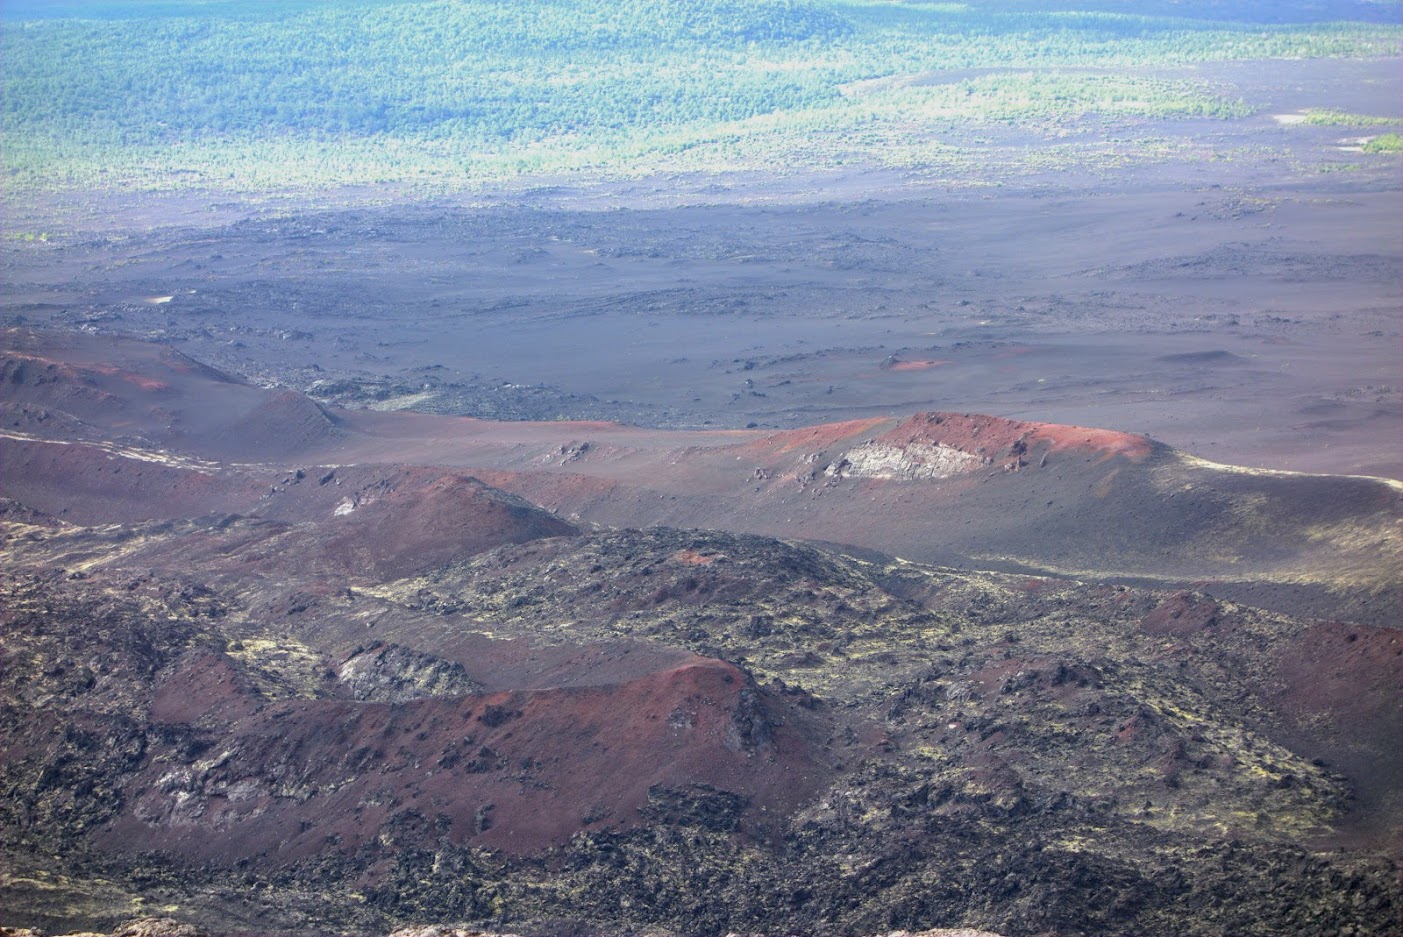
[2,0,1400,193]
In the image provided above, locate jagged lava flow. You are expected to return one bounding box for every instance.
[2,325,1400,936]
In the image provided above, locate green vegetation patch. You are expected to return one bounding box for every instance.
[2,0,1399,193]
[1303,108,1399,126]
[1363,132,1403,152]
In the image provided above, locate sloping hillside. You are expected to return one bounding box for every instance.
[1,328,1399,935]
[7,328,1396,625]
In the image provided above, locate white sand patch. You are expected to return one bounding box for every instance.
[368,391,437,412]
[835,441,981,481]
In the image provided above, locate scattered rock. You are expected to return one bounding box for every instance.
[837,440,981,481]
[113,921,207,937]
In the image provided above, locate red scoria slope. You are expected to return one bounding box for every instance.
[872,410,1153,462]
[2,327,341,459]
[255,464,582,580]
[100,654,834,861]
[0,439,262,524]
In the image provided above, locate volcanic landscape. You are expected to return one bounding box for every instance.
[2,296,1400,935]
[2,18,1402,936]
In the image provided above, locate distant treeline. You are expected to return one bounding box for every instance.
[3,0,1398,192]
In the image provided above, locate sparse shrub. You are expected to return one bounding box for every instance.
[1363,132,1403,153]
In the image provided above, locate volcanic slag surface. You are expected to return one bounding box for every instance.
[0,324,1399,937]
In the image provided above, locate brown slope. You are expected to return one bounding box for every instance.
[3,328,246,441]
[0,458,579,585]
[103,653,834,862]
[0,438,264,524]
[297,469,579,580]
[1269,620,1403,848]
[229,463,583,581]
[442,413,1398,625]
[4,328,1397,625]
[2,327,342,460]
[196,387,342,461]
